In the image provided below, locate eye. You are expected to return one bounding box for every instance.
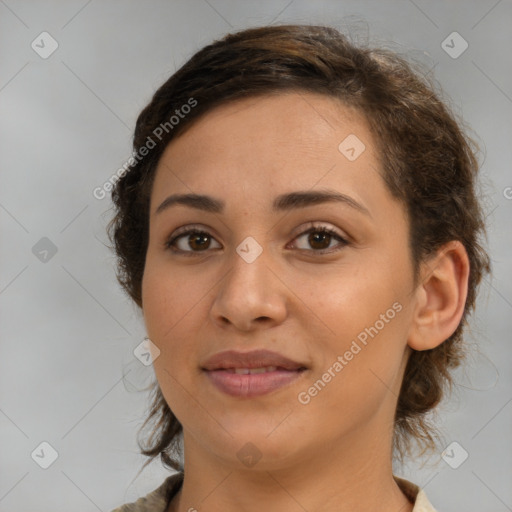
[289,223,348,254]
[165,222,348,256]
[165,226,221,256]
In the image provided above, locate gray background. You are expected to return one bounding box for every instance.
[1,1,511,511]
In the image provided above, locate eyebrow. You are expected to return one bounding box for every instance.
[155,189,371,217]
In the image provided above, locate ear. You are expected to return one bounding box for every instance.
[408,241,470,351]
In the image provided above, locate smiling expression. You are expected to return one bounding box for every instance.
[141,91,418,469]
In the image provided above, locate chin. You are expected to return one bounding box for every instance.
[205,427,305,469]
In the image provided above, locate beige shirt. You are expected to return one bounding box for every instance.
[111,472,438,512]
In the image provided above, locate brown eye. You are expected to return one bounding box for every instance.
[166,229,221,255]
[292,225,348,254]
[165,223,348,257]
[186,232,211,251]
[308,231,333,250]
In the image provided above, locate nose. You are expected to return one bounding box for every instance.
[210,246,288,331]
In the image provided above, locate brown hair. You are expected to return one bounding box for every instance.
[107,24,490,472]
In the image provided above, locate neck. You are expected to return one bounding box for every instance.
[168,426,413,512]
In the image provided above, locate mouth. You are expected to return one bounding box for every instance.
[223,366,285,374]
[204,367,308,398]
[201,349,308,398]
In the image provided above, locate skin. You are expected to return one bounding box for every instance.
[141,92,469,512]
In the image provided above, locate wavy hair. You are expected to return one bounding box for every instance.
[107,24,490,473]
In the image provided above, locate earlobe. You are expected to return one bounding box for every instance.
[407,241,470,351]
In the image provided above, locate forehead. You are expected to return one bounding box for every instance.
[150,92,387,215]
[163,92,370,158]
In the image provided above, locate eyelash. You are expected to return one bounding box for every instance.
[164,222,349,257]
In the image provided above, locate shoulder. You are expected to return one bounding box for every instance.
[110,472,184,512]
[112,473,436,512]
[394,476,439,512]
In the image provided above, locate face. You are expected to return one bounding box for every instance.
[141,92,418,470]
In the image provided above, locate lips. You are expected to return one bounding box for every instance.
[202,349,308,398]
[201,349,307,372]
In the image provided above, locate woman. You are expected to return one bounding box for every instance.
[109,24,490,512]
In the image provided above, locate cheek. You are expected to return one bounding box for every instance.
[306,259,410,391]
[315,263,399,336]
[141,258,215,387]
[141,262,192,350]
[141,272,168,341]
[141,266,201,410]
[298,314,409,433]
